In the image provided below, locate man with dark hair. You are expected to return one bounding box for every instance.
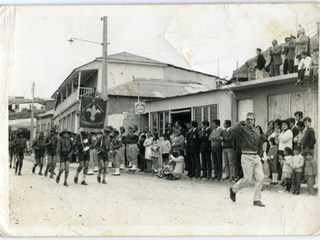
[209,119,223,181]
[255,48,266,79]
[200,121,212,180]
[221,120,236,182]
[175,120,187,138]
[294,111,303,124]
[229,112,265,207]
[269,39,282,77]
[189,121,201,178]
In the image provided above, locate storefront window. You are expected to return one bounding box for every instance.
[204,107,208,121]
[194,107,202,127]
[210,105,218,122]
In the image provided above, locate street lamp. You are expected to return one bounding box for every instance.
[68,16,109,127]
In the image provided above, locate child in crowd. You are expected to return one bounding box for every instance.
[267,137,278,185]
[291,146,304,195]
[151,133,160,174]
[304,152,317,196]
[281,147,293,193]
[138,135,146,172]
[161,133,171,164]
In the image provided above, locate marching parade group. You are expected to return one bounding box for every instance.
[8,110,318,206]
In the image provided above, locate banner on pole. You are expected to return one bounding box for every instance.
[79,97,107,132]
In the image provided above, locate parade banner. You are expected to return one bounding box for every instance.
[79,96,107,132]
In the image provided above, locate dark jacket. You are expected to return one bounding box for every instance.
[232,122,263,157]
[189,128,200,154]
[270,45,283,66]
[221,128,235,149]
[302,127,316,149]
[32,137,45,154]
[13,136,27,154]
[256,54,266,70]
[200,127,212,152]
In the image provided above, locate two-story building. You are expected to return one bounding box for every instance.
[9,97,45,112]
[52,52,220,133]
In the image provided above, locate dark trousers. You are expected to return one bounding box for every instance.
[298,69,306,81]
[283,59,295,74]
[138,154,141,168]
[306,176,315,195]
[140,153,146,171]
[190,152,201,177]
[185,147,192,175]
[235,151,243,179]
[201,151,212,178]
[162,153,169,164]
[212,147,222,179]
[277,161,282,180]
[270,62,280,77]
[292,171,302,193]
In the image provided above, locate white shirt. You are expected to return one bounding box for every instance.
[298,56,312,70]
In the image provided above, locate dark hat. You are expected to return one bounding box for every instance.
[17,129,24,135]
[104,126,113,133]
[50,127,57,132]
[59,129,71,136]
[113,128,119,134]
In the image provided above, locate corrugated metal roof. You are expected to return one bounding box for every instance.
[108,79,210,98]
[108,52,167,66]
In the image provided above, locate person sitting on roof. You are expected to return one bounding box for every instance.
[308,48,319,84]
[295,51,312,86]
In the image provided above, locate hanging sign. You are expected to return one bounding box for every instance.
[135,102,146,114]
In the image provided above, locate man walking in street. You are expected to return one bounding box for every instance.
[229,112,265,207]
[209,119,223,181]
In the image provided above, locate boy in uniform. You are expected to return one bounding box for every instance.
[43,127,58,178]
[56,129,74,186]
[32,131,46,175]
[13,129,27,175]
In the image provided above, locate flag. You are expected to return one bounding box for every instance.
[79,96,107,132]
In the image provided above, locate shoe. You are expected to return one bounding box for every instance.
[292,191,296,195]
[74,176,78,184]
[229,177,235,182]
[32,166,35,174]
[207,176,211,180]
[222,176,230,181]
[39,172,43,176]
[44,171,48,177]
[9,165,12,168]
[157,175,163,178]
[53,172,56,175]
[270,182,274,186]
[102,180,107,184]
[200,175,207,179]
[293,192,300,195]
[301,179,307,184]
[63,182,69,187]
[97,176,101,183]
[253,201,265,207]
[81,181,88,185]
[56,175,60,183]
[50,175,54,179]
[18,172,22,176]
[229,188,236,202]
[217,177,221,181]
[274,182,278,185]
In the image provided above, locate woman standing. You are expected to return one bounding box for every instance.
[143,131,153,173]
[171,129,185,157]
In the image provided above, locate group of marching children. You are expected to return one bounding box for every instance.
[8,125,131,187]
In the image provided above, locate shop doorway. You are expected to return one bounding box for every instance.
[171,108,192,128]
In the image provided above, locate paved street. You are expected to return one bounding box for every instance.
[8,156,320,237]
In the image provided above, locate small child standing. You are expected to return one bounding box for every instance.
[304,152,317,196]
[291,146,304,195]
[281,147,293,193]
[267,137,278,185]
[161,133,171,164]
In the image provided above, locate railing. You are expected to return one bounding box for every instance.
[53,87,94,118]
[79,87,94,97]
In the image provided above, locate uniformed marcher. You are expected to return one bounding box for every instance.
[13,129,27,175]
[56,129,74,186]
[74,131,91,185]
[43,127,58,178]
[95,126,112,184]
[32,131,46,175]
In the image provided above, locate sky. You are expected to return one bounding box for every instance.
[6,3,320,99]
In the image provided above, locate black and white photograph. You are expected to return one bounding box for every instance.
[1,3,320,237]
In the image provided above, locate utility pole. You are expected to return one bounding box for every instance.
[101,16,108,127]
[30,82,35,143]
